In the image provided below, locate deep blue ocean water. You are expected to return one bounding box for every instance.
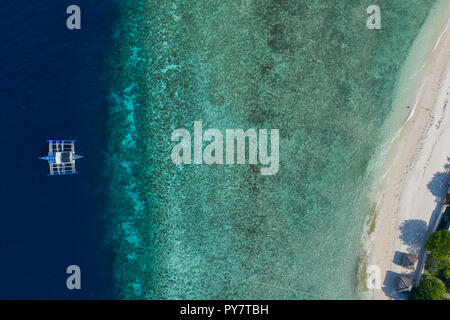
[0,1,115,298]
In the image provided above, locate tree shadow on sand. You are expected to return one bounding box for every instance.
[427,161,450,198]
[426,160,450,233]
[399,219,427,255]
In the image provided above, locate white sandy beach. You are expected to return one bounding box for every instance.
[369,9,450,300]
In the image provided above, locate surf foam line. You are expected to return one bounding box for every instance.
[406,78,427,123]
[433,18,450,52]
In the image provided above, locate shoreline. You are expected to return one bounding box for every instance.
[106,1,449,299]
[368,5,450,299]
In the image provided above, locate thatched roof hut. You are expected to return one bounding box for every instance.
[401,253,418,270]
[397,276,414,293]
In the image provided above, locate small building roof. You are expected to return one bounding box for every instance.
[402,253,418,270]
[397,276,414,292]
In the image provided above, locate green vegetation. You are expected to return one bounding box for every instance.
[426,254,449,278]
[359,255,369,291]
[421,230,450,300]
[367,202,378,235]
[425,230,450,260]
[409,274,446,300]
[442,264,450,280]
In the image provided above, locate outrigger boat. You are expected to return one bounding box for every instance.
[40,140,83,176]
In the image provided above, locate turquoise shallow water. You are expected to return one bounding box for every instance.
[106,0,437,299]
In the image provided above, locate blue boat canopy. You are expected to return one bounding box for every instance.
[40,140,83,176]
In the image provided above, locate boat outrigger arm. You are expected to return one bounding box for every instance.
[40,140,84,176]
